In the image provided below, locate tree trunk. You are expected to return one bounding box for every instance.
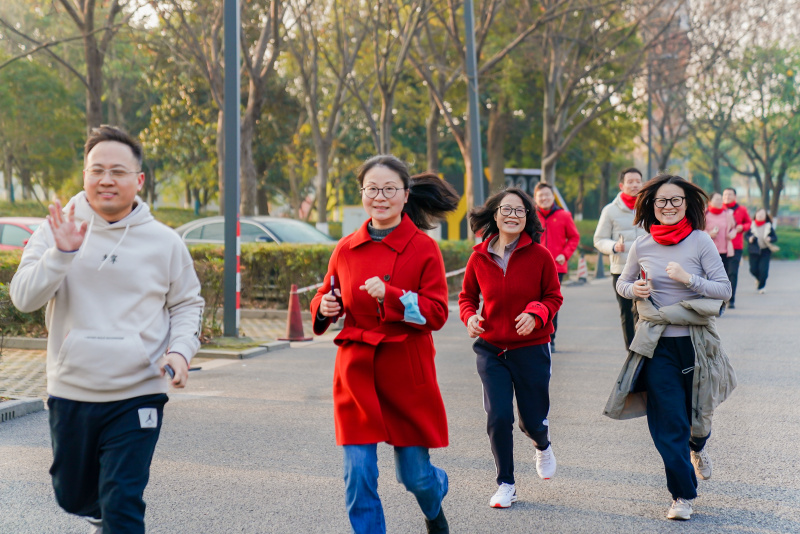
[380,93,394,154]
[20,168,32,200]
[257,186,269,215]
[487,105,509,193]
[770,174,783,217]
[216,110,226,215]
[4,149,13,203]
[575,174,585,221]
[599,161,611,210]
[426,94,439,173]
[185,182,192,208]
[240,77,265,216]
[313,135,331,230]
[84,33,104,130]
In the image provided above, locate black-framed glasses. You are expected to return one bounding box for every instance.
[654,196,685,208]
[361,186,405,199]
[84,167,141,180]
[498,205,528,217]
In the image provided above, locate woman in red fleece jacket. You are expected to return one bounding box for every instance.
[459,187,563,509]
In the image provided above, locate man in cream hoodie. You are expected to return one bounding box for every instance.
[11,126,204,534]
[593,167,647,349]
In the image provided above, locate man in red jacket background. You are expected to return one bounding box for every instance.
[722,188,752,309]
[534,182,580,352]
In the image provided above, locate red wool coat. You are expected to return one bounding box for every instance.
[536,206,580,274]
[459,232,563,350]
[310,215,449,448]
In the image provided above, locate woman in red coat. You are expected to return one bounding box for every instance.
[311,155,458,534]
[459,187,563,509]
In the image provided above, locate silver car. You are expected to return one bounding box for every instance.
[174,216,335,245]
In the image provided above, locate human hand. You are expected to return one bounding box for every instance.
[613,242,625,253]
[359,276,386,301]
[467,314,485,338]
[632,279,651,299]
[665,261,691,284]
[515,313,537,336]
[555,254,566,265]
[709,227,719,238]
[162,352,189,388]
[48,200,87,252]
[319,289,342,317]
[736,224,743,233]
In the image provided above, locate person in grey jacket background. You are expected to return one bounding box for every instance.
[593,167,648,349]
[10,126,204,534]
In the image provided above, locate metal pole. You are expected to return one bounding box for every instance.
[223,0,241,337]
[647,65,652,181]
[464,0,484,208]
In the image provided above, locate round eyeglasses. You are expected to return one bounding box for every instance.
[361,186,405,199]
[654,196,685,208]
[498,205,528,217]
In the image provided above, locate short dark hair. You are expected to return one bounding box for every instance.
[356,155,459,230]
[85,125,143,167]
[633,174,708,232]
[468,187,542,242]
[723,187,737,196]
[533,182,553,194]
[619,167,642,184]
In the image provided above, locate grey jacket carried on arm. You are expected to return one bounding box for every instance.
[603,298,737,438]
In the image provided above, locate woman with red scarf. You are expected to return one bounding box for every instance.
[744,208,778,293]
[703,192,737,272]
[616,175,731,521]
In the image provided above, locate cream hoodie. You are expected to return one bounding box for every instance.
[10,192,204,402]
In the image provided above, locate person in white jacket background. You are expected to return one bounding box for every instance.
[10,125,204,534]
[593,167,647,349]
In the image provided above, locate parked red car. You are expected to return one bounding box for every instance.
[0,217,45,250]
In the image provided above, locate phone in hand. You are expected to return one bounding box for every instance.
[640,266,649,284]
[330,275,343,322]
[164,364,175,379]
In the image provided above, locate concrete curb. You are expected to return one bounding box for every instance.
[2,337,48,350]
[0,397,45,423]
[196,341,290,360]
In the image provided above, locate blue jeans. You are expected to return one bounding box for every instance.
[342,444,448,534]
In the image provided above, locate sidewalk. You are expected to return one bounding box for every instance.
[0,314,312,401]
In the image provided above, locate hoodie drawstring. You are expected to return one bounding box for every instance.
[97,224,130,271]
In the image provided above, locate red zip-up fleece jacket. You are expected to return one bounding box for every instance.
[459,232,563,351]
[728,203,752,250]
[537,205,580,274]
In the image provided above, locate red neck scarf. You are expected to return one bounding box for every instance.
[620,192,637,210]
[754,219,766,227]
[708,206,724,215]
[538,207,552,218]
[650,217,693,246]
[724,202,737,210]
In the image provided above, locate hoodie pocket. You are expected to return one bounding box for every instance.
[56,329,156,391]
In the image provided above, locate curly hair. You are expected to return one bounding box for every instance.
[468,187,542,242]
[634,174,708,232]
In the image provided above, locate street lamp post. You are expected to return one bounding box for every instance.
[464,0,484,210]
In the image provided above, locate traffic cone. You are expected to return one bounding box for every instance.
[278,284,312,341]
[595,252,606,279]
[576,254,588,284]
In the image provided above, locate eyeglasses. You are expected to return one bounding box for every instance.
[498,205,528,217]
[84,167,141,180]
[361,186,405,199]
[654,196,685,208]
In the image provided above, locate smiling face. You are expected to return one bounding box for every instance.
[710,192,723,209]
[654,183,687,225]
[534,187,555,211]
[755,209,767,222]
[83,141,145,222]
[620,172,643,196]
[494,193,527,239]
[722,189,736,205]
[361,165,409,229]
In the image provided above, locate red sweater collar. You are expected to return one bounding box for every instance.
[754,219,766,227]
[650,217,693,246]
[475,231,532,255]
[619,192,637,210]
[724,202,738,210]
[708,206,724,215]
[537,207,552,218]
[350,213,418,252]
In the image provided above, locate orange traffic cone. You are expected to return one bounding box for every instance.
[576,254,588,283]
[278,284,312,341]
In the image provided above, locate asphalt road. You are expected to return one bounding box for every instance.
[2,260,799,533]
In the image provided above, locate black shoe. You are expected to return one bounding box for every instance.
[426,508,449,534]
[728,302,735,309]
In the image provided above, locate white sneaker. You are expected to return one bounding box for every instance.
[535,445,557,479]
[87,518,102,534]
[758,288,766,294]
[667,498,693,520]
[489,483,517,508]
[691,449,712,480]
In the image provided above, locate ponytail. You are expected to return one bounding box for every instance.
[404,173,460,230]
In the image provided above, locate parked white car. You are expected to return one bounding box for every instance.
[173,216,335,245]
